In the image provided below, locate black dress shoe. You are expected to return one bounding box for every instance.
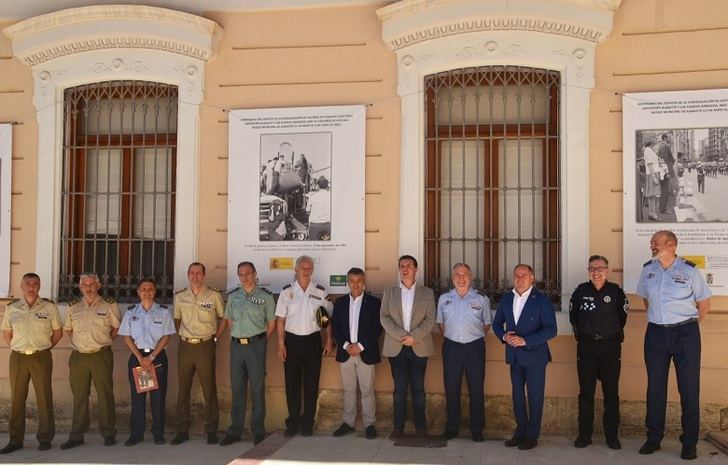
[365,425,377,440]
[333,423,355,437]
[170,433,189,445]
[681,445,697,460]
[284,428,298,438]
[61,439,84,450]
[154,436,165,445]
[440,430,458,441]
[518,437,538,450]
[607,438,621,450]
[254,434,265,445]
[573,436,592,448]
[0,443,23,454]
[639,441,661,455]
[219,435,241,446]
[207,433,219,445]
[504,435,522,447]
[472,432,484,443]
[104,437,116,446]
[38,442,52,451]
[389,427,404,441]
[416,428,427,439]
[301,428,313,437]
[124,437,142,447]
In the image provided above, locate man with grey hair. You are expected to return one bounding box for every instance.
[61,273,121,449]
[437,263,492,442]
[276,256,333,437]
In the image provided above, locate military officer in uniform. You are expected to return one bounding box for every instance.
[171,262,226,446]
[276,255,333,437]
[0,273,62,454]
[637,230,711,460]
[118,278,176,446]
[437,263,492,443]
[569,256,628,450]
[61,273,121,450]
[220,261,276,446]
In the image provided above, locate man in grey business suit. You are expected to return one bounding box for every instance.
[380,255,436,440]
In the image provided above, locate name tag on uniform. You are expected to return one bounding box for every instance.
[200,301,214,309]
[153,318,164,325]
[309,295,322,301]
[96,310,107,316]
[35,312,49,320]
[673,273,689,284]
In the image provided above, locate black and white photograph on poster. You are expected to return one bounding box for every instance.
[635,128,728,223]
[228,105,365,293]
[259,132,332,241]
[623,89,728,296]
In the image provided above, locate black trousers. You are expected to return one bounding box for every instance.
[443,338,485,434]
[645,321,701,447]
[283,332,322,432]
[127,350,168,440]
[576,339,621,440]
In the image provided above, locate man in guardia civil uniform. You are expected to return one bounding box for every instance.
[220,261,276,446]
[61,273,121,450]
[1,273,63,454]
[171,262,226,445]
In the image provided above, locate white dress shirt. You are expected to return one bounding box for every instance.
[400,282,416,332]
[512,286,533,325]
[343,294,364,351]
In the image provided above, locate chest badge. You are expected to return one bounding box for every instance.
[604,296,611,303]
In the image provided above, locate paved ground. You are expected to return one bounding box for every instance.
[0,431,725,465]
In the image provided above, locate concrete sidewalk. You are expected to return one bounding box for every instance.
[0,431,724,465]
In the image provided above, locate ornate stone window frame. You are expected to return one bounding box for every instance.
[377,0,620,315]
[4,5,222,297]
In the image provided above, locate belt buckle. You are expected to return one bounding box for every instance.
[21,350,36,355]
[188,337,200,344]
[239,338,249,345]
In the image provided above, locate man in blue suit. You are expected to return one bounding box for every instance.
[493,264,557,450]
[330,267,383,439]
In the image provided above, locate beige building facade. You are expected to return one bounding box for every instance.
[0,0,727,437]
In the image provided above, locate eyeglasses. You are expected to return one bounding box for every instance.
[588,266,607,273]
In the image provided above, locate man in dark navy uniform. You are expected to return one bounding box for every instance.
[569,255,628,450]
[636,230,711,460]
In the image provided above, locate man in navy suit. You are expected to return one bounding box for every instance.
[331,267,383,439]
[493,264,557,450]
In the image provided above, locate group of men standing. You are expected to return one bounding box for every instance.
[0,229,713,461]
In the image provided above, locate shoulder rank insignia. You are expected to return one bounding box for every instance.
[7,298,19,305]
[316,283,326,291]
[683,259,696,268]
[127,304,136,310]
[643,260,653,267]
[42,298,56,304]
[477,289,487,297]
[68,299,79,307]
[282,284,292,290]
[209,287,222,293]
[227,286,241,294]
[160,304,168,309]
[175,288,188,294]
[261,287,272,295]
[104,297,116,304]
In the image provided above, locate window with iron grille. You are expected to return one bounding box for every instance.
[424,66,561,305]
[60,81,177,303]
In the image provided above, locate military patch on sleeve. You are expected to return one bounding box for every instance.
[316,283,326,291]
[261,287,272,295]
[175,288,188,294]
[683,259,696,268]
[643,260,653,267]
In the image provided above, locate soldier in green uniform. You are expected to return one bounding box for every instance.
[220,261,276,446]
[0,273,63,454]
[171,262,226,445]
[61,273,121,449]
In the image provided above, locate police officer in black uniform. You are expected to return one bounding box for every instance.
[569,255,628,450]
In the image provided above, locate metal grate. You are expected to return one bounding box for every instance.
[424,66,561,305]
[60,81,177,302]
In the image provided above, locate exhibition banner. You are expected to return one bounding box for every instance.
[0,124,10,296]
[227,105,365,293]
[623,89,728,295]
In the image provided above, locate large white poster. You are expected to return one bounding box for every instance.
[0,124,11,296]
[623,90,728,295]
[228,105,365,293]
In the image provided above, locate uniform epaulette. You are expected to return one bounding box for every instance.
[127,304,136,310]
[316,283,326,291]
[282,284,292,290]
[209,287,222,293]
[68,299,79,307]
[175,288,187,294]
[160,304,168,309]
[42,298,56,304]
[227,286,241,294]
[683,259,696,268]
[104,297,116,304]
[643,260,653,267]
[477,289,487,297]
[261,287,272,295]
[7,298,19,305]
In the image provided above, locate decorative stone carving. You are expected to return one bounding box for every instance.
[90,58,148,73]
[38,68,66,99]
[457,42,526,59]
[174,64,200,92]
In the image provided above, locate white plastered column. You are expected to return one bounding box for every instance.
[3,5,222,296]
[378,0,620,316]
